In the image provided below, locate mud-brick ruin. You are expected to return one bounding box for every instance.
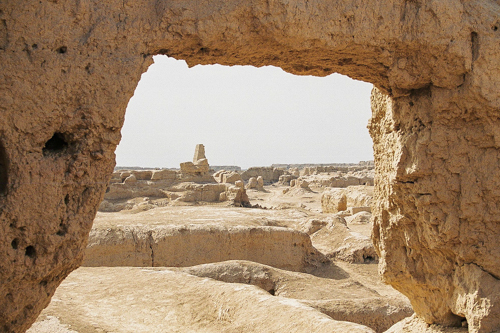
[1,1,500,332]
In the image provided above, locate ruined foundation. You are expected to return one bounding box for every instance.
[1,1,500,332]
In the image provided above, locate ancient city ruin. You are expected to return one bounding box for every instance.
[1,1,500,332]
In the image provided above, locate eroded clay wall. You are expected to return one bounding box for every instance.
[1,0,499,332]
[370,81,500,330]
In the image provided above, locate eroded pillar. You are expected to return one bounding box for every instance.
[370,86,500,332]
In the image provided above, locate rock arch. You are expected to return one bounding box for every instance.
[1,1,500,332]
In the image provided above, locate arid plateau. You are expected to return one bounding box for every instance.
[29,153,417,333]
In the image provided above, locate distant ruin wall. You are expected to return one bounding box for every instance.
[1,1,500,332]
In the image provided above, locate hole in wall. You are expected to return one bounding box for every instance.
[156,48,169,55]
[116,56,374,169]
[25,246,36,258]
[56,46,67,54]
[363,255,376,263]
[11,238,18,250]
[43,132,69,156]
[85,63,92,74]
[56,223,67,236]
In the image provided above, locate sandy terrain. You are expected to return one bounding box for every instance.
[28,184,413,332]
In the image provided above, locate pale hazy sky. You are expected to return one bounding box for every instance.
[115,56,374,169]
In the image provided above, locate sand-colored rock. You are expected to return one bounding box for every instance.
[104,178,170,201]
[27,267,377,333]
[322,189,348,213]
[304,216,378,264]
[246,176,258,189]
[345,211,373,225]
[241,167,284,184]
[386,314,468,333]
[179,144,211,176]
[176,260,412,332]
[301,171,375,188]
[256,175,265,190]
[213,169,242,184]
[279,174,298,186]
[322,186,373,214]
[345,185,373,207]
[83,224,320,272]
[32,191,412,332]
[170,182,228,203]
[132,170,153,180]
[180,161,209,175]
[291,178,312,190]
[370,80,500,331]
[193,143,207,163]
[222,171,243,184]
[150,169,177,180]
[102,163,251,210]
[2,0,500,331]
[83,205,325,271]
[123,174,137,185]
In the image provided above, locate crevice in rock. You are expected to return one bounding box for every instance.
[363,255,376,263]
[0,19,7,50]
[408,85,432,99]
[155,48,170,55]
[0,140,8,195]
[56,220,67,236]
[56,46,67,54]
[463,261,500,281]
[84,63,93,74]
[471,32,479,62]
[148,231,155,267]
[43,132,69,156]
[25,246,36,259]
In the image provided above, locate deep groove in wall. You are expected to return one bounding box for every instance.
[471,32,479,62]
[0,141,8,195]
[148,231,155,267]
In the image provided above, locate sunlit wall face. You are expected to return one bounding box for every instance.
[116,56,374,169]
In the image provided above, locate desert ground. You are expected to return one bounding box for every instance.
[25,146,432,333]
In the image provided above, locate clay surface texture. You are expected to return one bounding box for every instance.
[30,182,413,333]
[1,1,500,332]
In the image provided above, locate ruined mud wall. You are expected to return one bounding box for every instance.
[370,84,500,330]
[1,0,499,332]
